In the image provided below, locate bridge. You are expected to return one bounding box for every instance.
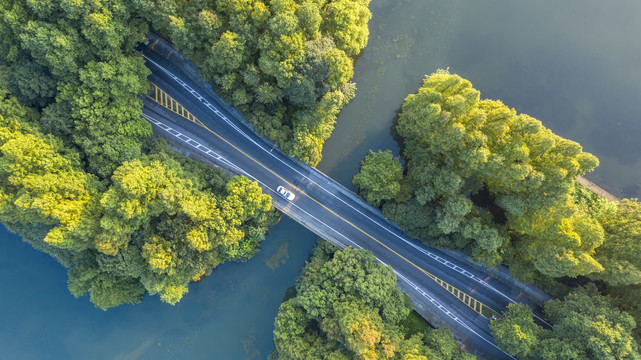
[139,40,548,359]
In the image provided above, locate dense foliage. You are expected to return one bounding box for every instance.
[491,285,641,360]
[354,71,607,278]
[0,0,373,309]
[0,84,277,308]
[143,0,372,166]
[353,71,641,350]
[0,0,152,178]
[0,0,372,169]
[272,241,474,360]
[353,150,403,207]
[590,198,641,286]
[388,71,603,277]
[0,0,292,309]
[578,191,641,343]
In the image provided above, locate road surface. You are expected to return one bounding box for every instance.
[140,47,547,359]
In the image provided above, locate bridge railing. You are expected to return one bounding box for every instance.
[146,81,498,320]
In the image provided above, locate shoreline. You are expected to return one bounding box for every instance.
[577,176,619,202]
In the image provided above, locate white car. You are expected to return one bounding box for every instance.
[277,186,295,201]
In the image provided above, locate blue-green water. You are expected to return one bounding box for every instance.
[3,0,641,359]
[0,218,317,359]
[321,0,641,199]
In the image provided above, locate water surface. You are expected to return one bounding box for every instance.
[321,0,641,199]
[0,218,316,360]
[3,0,641,359]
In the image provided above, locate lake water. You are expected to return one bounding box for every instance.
[2,1,641,359]
[0,217,317,360]
[321,0,641,199]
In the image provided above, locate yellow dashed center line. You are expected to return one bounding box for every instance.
[148,84,495,317]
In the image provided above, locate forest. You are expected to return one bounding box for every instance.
[353,71,641,358]
[3,0,640,358]
[271,241,474,360]
[0,0,373,309]
[0,0,371,169]
[0,73,278,308]
[0,0,374,309]
[0,0,377,309]
[145,0,372,166]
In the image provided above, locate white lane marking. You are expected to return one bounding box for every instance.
[143,112,362,251]
[146,110,518,355]
[146,110,510,338]
[144,56,529,319]
[396,272,517,360]
[144,113,497,325]
[142,54,542,348]
[143,55,523,306]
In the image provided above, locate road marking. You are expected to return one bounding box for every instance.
[396,272,516,359]
[150,82,206,127]
[144,83,495,318]
[143,112,363,252]
[142,53,523,310]
[144,55,557,329]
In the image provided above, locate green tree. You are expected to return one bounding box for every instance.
[387,70,601,277]
[590,199,641,286]
[208,31,246,73]
[353,150,403,206]
[0,0,153,178]
[322,0,372,56]
[0,91,102,253]
[273,242,474,360]
[490,303,543,359]
[297,1,322,38]
[544,284,640,360]
[57,57,152,178]
[0,1,286,311]
[491,285,641,360]
[18,20,82,79]
[144,0,371,166]
[67,251,146,310]
[9,58,57,108]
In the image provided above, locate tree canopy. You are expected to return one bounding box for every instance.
[354,70,606,279]
[589,199,641,286]
[0,70,277,309]
[0,0,373,309]
[0,0,372,171]
[353,70,641,352]
[272,241,474,360]
[143,0,371,166]
[353,150,403,207]
[491,285,641,360]
[0,0,152,178]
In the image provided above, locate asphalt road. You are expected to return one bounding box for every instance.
[140,48,544,359]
